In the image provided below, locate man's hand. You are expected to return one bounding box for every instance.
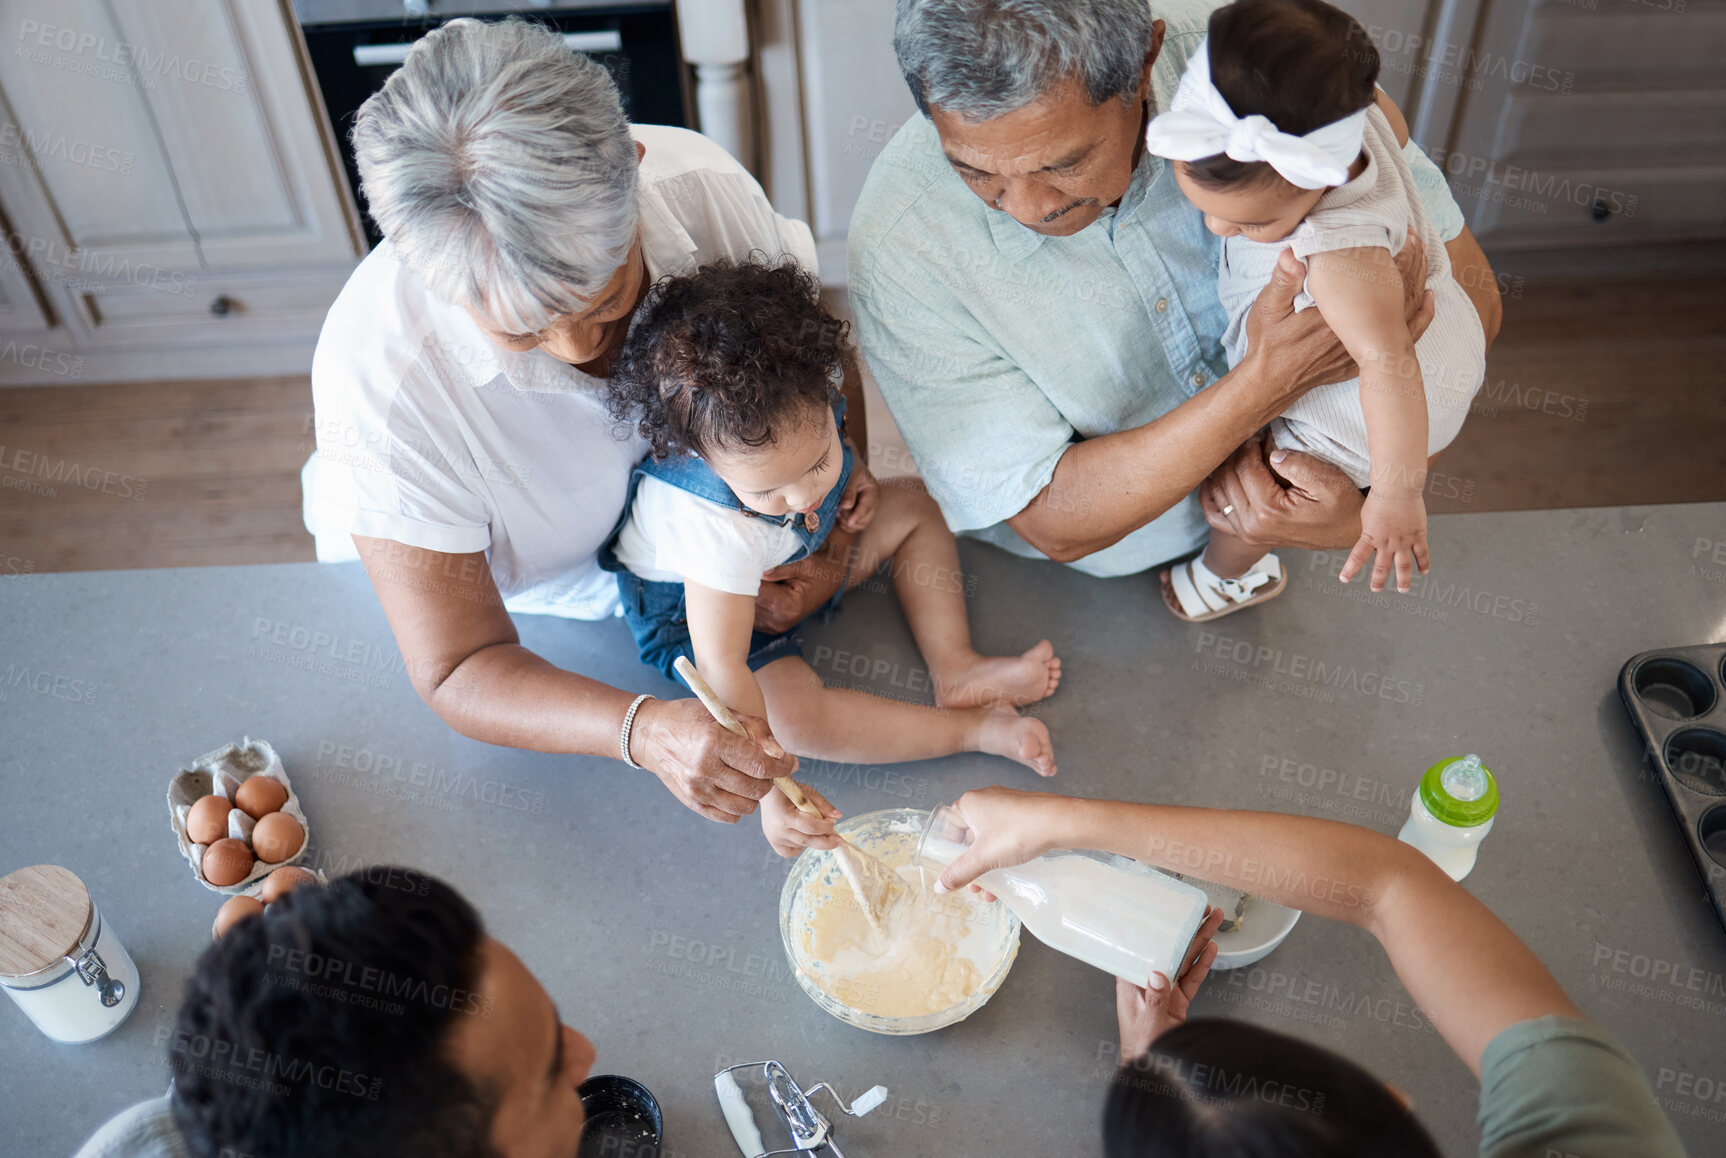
[1200,437,1364,552]
[753,526,858,635]
[1242,231,1435,416]
[628,696,797,822]
[837,458,880,533]
[1116,907,1224,1063]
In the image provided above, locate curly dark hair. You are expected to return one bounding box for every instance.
[168,868,499,1158]
[607,257,849,460]
[1186,0,1380,191]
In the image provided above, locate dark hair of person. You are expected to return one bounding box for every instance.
[1184,0,1380,191]
[1103,1019,1442,1157]
[607,257,848,461]
[168,869,499,1158]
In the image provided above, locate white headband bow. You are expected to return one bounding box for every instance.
[1145,37,1367,190]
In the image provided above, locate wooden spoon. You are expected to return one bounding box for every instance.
[673,656,906,931]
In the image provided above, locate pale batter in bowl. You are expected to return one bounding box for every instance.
[780,809,1019,1034]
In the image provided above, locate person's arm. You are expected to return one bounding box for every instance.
[1005,243,1434,563]
[1446,226,1502,350]
[1305,246,1431,592]
[684,580,840,853]
[753,353,872,634]
[937,788,1580,1077]
[1378,88,1502,353]
[352,535,796,822]
[684,581,770,719]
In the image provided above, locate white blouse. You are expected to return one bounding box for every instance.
[303,124,817,619]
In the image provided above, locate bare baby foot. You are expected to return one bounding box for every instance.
[974,706,1057,778]
[934,640,1062,708]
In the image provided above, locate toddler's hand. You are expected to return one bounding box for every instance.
[1341,490,1430,593]
[837,459,879,533]
[761,781,842,858]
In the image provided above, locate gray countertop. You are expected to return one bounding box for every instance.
[3,503,1725,1157]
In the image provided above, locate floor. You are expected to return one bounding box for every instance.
[1,272,1721,575]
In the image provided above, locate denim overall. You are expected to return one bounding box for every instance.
[603,399,853,683]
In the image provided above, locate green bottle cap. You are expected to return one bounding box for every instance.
[1419,754,1498,828]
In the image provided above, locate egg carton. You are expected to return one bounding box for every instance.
[166,737,312,895]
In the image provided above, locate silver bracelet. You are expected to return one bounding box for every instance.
[620,693,654,769]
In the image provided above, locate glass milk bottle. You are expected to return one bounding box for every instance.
[918,805,1209,984]
[1397,754,1499,881]
[0,865,140,1043]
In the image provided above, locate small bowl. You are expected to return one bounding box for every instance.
[1179,876,1302,970]
[577,1075,662,1156]
[780,808,1020,1035]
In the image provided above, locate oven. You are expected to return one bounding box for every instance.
[295,1,689,244]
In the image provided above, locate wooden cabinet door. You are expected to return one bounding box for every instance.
[115,0,358,270]
[1437,0,1726,248]
[0,0,360,353]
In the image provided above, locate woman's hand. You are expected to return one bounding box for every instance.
[1200,437,1365,552]
[933,786,1072,895]
[1116,907,1225,1062]
[629,697,798,822]
[837,457,880,533]
[754,526,857,635]
[761,781,843,857]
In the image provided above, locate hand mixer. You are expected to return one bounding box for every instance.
[714,1058,888,1157]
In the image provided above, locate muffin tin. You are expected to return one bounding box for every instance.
[1617,644,1726,934]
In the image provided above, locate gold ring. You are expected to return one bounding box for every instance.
[1221,504,1235,516]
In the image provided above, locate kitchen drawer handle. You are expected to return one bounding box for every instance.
[210,295,236,317]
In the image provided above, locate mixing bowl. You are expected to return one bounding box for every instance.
[779,808,1019,1034]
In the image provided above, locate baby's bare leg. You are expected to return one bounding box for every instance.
[755,655,1055,776]
[847,481,1060,708]
[1202,529,1270,579]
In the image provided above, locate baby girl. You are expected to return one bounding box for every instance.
[1147,0,1486,619]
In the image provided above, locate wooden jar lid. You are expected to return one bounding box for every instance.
[0,865,93,978]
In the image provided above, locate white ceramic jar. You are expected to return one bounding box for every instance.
[0,865,140,1043]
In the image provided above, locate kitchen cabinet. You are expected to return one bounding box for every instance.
[0,0,364,384]
[1432,0,1726,248]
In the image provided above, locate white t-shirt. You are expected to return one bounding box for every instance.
[611,475,804,596]
[303,124,818,619]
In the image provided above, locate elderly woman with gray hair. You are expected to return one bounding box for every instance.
[300,18,860,823]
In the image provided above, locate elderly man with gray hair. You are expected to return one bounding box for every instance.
[849,0,1502,592]
[298,18,853,825]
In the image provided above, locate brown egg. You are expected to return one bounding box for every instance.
[251,812,304,864]
[260,865,318,905]
[234,775,288,820]
[213,895,265,939]
[202,838,254,887]
[186,794,232,845]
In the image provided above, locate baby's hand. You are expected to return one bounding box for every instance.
[837,459,879,533]
[761,781,843,858]
[1341,490,1430,593]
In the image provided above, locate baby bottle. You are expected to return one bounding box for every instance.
[917,805,1209,984]
[1397,754,1498,881]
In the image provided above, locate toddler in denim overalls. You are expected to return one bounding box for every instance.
[603,259,1063,856]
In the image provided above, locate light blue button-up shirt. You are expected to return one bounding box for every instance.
[848,0,1465,577]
